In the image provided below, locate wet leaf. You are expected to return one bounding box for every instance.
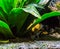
[28,11,60,29]
[0,20,14,38]
[23,5,41,19]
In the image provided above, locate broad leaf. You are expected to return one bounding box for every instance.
[28,11,60,29]
[9,8,29,33]
[26,0,40,4]
[0,20,14,38]
[8,8,23,26]
[23,5,41,19]
[0,0,14,13]
[0,7,8,22]
[13,0,19,8]
[19,0,27,7]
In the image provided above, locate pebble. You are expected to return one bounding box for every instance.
[0,41,60,49]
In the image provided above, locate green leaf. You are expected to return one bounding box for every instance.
[13,0,19,8]
[28,11,60,29]
[23,5,41,19]
[26,0,40,4]
[19,0,27,7]
[8,8,23,26]
[0,20,14,38]
[9,8,29,33]
[0,0,14,13]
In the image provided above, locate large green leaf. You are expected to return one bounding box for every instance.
[9,8,29,33]
[0,0,14,13]
[8,8,23,26]
[0,7,8,22]
[19,0,27,7]
[0,20,14,38]
[23,5,41,19]
[26,0,40,4]
[28,11,60,29]
[13,0,19,8]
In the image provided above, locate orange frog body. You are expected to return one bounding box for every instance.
[32,24,41,32]
[31,23,48,35]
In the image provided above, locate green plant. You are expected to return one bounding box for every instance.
[1,0,60,39]
[28,11,60,29]
[0,0,43,38]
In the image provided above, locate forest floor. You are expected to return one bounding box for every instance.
[0,41,60,49]
[0,26,60,49]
